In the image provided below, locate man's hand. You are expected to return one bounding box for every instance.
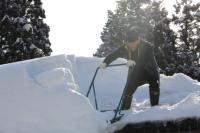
[99,63,107,69]
[126,60,136,67]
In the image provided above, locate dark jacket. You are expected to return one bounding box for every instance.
[103,40,159,79]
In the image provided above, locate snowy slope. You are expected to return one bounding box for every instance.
[67,55,128,110]
[67,56,200,110]
[66,55,200,132]
[0,54,200,133]
[0,55,106,133]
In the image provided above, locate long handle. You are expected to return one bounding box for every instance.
[111,83,128,123]
[86,67,100,97]
[86,63,127,111]
[92,83,98,110]
[107,63,126,67]
[86,63,126,97]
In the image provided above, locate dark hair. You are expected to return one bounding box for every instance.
[125,29,139,43]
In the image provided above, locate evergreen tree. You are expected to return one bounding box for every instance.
[94,0,153,57]
[0,0,52,64]
[94,0,200,81]
[172,0,200,80]
[148,1,178,74]
[94,0,178,74]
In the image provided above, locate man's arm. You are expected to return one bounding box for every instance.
[103,46,126,65]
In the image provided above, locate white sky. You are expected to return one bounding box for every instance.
[43,0,118,57]
[43,0,198,57]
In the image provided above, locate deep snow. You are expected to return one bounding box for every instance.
[67,55,200,132]
[0,55,106,133]
[0,54,200,133]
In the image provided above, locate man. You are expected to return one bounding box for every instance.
[99,29,160,110]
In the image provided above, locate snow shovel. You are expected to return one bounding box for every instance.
[86,63,126,111]
[111,66,136,123]
[110,82,128,123]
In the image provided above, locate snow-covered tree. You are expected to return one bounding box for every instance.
[172,0,200,80]
[0,0,52,64]
[94,0,200,81]
[148,1,178,74]
[93,0,178,72]
[94,0,153,57]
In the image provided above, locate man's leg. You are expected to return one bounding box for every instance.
[120,67,144,110]
[120,82,138,110]
[148,75,160,106]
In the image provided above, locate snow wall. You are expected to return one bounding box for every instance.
[68,55,200,113]
[0,54,200,133]
[0,55,106,133]
[67,55,200,132]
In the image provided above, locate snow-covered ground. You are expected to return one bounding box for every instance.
[0,54,200,133]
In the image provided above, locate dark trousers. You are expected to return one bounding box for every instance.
[120,66,160,110]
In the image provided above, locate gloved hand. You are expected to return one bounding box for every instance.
[99,63,107,69]
[126,60,136,67]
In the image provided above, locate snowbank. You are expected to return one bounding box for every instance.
[0,55,106,133]
[66,55,200,132]
[0,54,200,133]
[67,56,200,112]
[67,55,128,110]
[107,73,200,131]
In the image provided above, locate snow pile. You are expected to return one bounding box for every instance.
[106,89,200,132]
[68,56,200,112]
[0,55,106,133]
[67,55,128,111]
[113,73,200,126]
[66,56,200,132]
[122,91,200,122]
[0,54,200,133]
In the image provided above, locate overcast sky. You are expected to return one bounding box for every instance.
[43,0,118,57]
[43,0,198,57]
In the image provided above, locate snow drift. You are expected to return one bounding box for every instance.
[67,56,200,112]
[0,55,106,133]
[0,54,199,133]
[66,56,200,132]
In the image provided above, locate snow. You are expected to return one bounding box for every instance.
[1,15,10,22]
[0,54,199,133]
[68,56,127,110]
[23,23,33,32]
[0,55,106,133]
[14,17,26,24]
[30,44,37,49]
[66,55,200,132]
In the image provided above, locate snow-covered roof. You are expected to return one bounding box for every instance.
[0,55,199,133]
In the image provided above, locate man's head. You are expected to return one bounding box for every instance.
[125,29,140,51]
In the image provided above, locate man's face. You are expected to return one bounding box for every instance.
[126,38,140,51]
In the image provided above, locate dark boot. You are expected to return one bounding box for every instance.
[150,87,160,106]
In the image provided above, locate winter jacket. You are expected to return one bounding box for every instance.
[103,40,159,79]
